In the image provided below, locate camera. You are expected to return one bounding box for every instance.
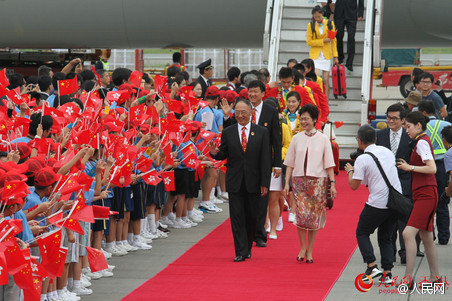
[435,79,441,86]
[350,148,364,161]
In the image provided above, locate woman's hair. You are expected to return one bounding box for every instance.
[286,91,301,104]
[405,111,430,131]
[299,104,319,124]
[311,5,323,17]
[301,58,317,82]
[188,81,200,89]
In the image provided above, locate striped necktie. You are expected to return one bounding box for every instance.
[390,132,398,155]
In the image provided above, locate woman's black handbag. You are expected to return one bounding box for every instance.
[365,152,413,217]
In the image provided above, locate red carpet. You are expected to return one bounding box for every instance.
[123,171,369,301]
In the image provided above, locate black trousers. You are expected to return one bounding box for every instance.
[391,213,409,256]
[356,204,397,271]
[335,18,357,66]
[435,159,450,243]
[254,193,269,243]
[229,180,261,257]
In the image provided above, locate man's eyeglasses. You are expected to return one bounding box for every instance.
[386,116,401,121]
[420,80,432,84]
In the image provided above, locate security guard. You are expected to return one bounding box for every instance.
[95,55,109,71]
[196,59,214,99]
[418,100,451,245]
[164,52,187,76]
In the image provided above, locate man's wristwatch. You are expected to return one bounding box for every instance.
[330,180,336,183]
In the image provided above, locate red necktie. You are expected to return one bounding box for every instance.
[241,127,247,152]
[251,108,256,124]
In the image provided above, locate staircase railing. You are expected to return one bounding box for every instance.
[266,0,284,81]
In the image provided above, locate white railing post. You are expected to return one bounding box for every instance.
[267,0,284,81]
[263,0,273,65]
[361,0,376,126]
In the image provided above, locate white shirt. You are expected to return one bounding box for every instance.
[353,144,402,209]
[389,127,403,152]
[238,122,251,144]
[251,101,263,123]
[416,139,434,162]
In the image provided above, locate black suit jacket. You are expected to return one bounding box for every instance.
[223,102,282,168]
[335,0,364,20]
[376,128,412,196]
[196,76,212,99]
[211,123,271,193]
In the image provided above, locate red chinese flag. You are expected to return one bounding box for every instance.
[58,77,79,96]
[92,205,110,219]
[91,66,101,86]
[86,247,108,272]
[0,68,9,87]
[55,217,84,235]
[334,121,344,128]
[71,196,94,223]
[167,99,182,114]
[41,247,67,279]
[77,173,94,191]
[153,75,167,95]
[47,212,64,226]
[60,179,83,196]
[160,170,175,191]
[129,70,143,88]
[37,229,62,265]
[13,262,34,290]
[136,156,153,172]
[181,143,197,161]
[5,243,28,275]
[111,162,133,188]
[162,143,174,166]
[142,169,162,186]
[328,30,337,39]
[196,163,207,180]
[23,276,43,301]
[2,180,29,200]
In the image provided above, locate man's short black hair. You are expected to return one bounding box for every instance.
[247,80,266,92]
[7,73,25,90]
[293,63,306,75]
[38,65,52,77]
[112,68,132,87]
[80,70,96,82]
[441,125,452,144]
[180,71,190,82]
[417,100,436,115]
[142,72,151,84]
[418,72,434,83]
[227,67,241,82]
[279,67,293,79]
[259,68,270,78]
[29,113,53,136]
[386,103,407,119]
[38,76,52,92]
[167,65,181,78]
[357,125,376,145]
[172,52,182,63]
[300,104,319,124]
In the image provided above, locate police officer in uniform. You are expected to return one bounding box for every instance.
[196,59,214,99]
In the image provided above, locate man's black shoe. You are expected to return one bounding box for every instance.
[346,64,353,72]
[255,240,267,247]
[246,252,251,259]
[439,240,448,245]
[233,256,245,262]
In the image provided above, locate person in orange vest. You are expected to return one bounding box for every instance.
[164,52,187,76]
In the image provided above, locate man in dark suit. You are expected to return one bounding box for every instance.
[209,99,271,262]
[222,80,282,247]
[196,59,213,99]
[376,103,412,264]
[333,0,364,71]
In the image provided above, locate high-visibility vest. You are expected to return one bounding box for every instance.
[100,60,109,70]
[426,120,446,155]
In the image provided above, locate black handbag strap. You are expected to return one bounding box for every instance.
[364,152,395,191]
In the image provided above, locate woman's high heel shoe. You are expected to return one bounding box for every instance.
[306,259,314,264]
[296,256,304,262]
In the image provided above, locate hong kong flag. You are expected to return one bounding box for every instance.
[160,170,175,191]
[162,142,174,166]
[197,129,217,142]
[106,90,131,105]
[142,169,162,186]
[0,250,8,285]
[86,246,108,272]
[6,89,23,105]
[58,77,79,96]
[0,68,9,87]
